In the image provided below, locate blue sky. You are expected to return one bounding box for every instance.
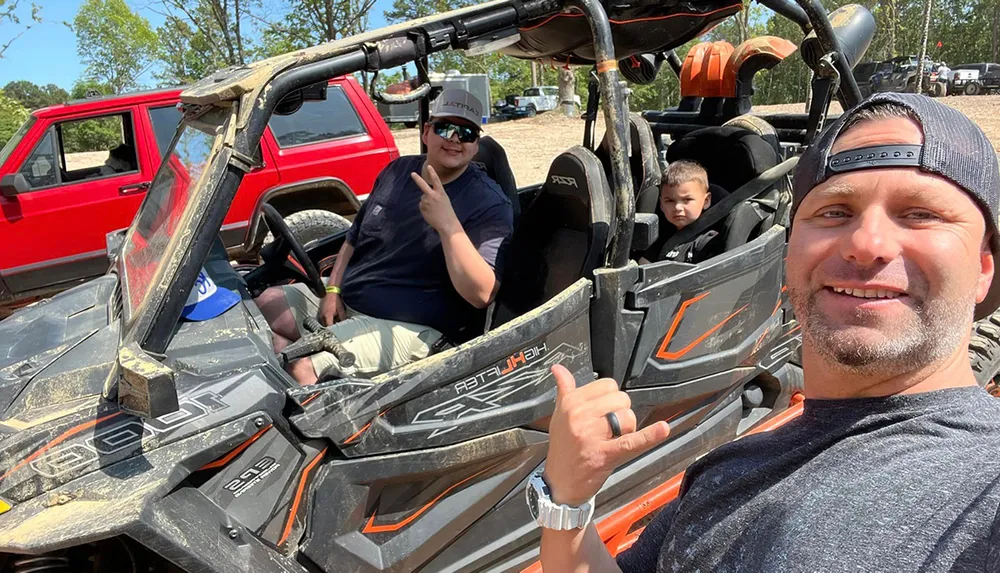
[0,0,395,90]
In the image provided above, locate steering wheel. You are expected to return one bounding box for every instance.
[260,204,326,298]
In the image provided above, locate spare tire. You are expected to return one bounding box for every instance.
[965,82,982,96]
[264,209,352,247]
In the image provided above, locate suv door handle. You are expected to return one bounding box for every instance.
[119,182,151,195]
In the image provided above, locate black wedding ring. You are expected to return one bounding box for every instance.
[606,412,622,438]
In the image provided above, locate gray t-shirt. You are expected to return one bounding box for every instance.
[617,386,1000,572]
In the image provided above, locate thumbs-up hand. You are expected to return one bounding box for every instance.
[542,364,671,507]
[411,163,460,236]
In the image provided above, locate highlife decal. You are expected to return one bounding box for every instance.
[412,342,586,438]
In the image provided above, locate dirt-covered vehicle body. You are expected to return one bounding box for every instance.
[0,0,980,572]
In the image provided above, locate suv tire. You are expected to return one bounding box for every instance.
[970,308,1000,394]
[265,209,352,247]
[965,82,982,96]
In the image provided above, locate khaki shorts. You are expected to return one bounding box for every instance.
[282,284,444,379]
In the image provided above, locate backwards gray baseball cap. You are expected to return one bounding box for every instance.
[792,92,1000,319]
[430,89,484,130]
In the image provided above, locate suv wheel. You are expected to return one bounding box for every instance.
[970,308,1000,394]
[965,82,982,96]
[265,209,352,247]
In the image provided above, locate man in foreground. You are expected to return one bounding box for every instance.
[533,93,1000,571]
[256,89,513,385]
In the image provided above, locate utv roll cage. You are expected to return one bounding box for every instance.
[128,0,872,417]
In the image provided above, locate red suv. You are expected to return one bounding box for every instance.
[0,76,397,312]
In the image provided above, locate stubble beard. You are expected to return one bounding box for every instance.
[789,286,974,377]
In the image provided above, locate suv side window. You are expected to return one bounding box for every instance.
[268,85,367,148]
[19,130,58,189]
[19,112,139,191]
[148,104,183,159]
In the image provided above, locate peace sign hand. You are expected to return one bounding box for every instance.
[411,164,461,236]
[542,364,671,507]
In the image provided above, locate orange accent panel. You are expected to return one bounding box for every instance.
[655,292,747,361]
[363,465,495,534]
[343,421,373,445]
[278,447,328,546]
[199,425,272,471]
[681,41,733,97]
[721,36,798,96]
[0,412,123,482]
[300,392,321,407]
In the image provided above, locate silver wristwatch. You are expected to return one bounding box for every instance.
[525,470,595,530]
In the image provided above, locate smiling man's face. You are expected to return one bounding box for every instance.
[786,116,994,375]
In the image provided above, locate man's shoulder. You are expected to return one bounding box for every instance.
[466,163,511,207]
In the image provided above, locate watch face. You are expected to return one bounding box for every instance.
[526,483,540,519]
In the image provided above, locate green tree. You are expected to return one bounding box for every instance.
[74,0,158,94]
[275,0,377,48]
[2,80,69,110]
[1,0,41,59]
[0,88,29,146]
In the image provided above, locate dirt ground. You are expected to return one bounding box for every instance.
[392,94,1000,186]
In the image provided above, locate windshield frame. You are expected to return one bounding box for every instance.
[119,104,242,353]
[0,115,34,167]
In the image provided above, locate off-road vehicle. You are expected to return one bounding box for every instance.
[0,0,998,572]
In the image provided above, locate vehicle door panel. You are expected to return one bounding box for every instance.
[623,227,789,426]
[0,106,151,295]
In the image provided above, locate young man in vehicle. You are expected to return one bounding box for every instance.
[532,93,1000,572]
[256,89,513,385]
[650,160,722,263]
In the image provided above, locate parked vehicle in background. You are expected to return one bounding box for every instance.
[852,61,880,98]
[0,76,397,314]
[949,63,1000,95]
[514,85,582,113]
[869,55,947,96]
[376,70,492,127]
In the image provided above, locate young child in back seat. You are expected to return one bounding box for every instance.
[644,159,723,264]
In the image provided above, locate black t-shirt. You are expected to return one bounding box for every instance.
[342,156,513,339]
[617,387,1000,572]
[657,228,722,263]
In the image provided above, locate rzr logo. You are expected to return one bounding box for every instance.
[550,175,578,187]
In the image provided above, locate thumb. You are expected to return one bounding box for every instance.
[551,364,577,402]
[613,421,671,461]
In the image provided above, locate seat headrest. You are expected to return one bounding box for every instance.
[597,113,662,200]
[472,135,520,224]
[666,126,778,192]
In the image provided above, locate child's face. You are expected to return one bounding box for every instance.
[660,181,711,229]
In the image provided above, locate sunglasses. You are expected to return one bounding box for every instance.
[431,121,479,144]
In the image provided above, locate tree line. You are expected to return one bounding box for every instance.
[1,0,999,146]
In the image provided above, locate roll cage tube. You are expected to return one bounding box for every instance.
[570,0,634,268]
[793,0,863,108]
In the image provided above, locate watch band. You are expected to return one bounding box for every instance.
[526,471,595,530]
[325,285,342,294]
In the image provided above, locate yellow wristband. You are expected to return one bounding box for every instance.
[325,285,342,295]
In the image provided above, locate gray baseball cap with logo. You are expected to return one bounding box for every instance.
[430,89,484,130]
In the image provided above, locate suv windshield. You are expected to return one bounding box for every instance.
[0,116,34,166]
[120,107,228,320]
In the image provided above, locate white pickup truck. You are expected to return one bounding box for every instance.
[514,86,582,113]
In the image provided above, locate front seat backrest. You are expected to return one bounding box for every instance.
[492,146,615,327]
[472,136,520,226]
[596,113,662,213]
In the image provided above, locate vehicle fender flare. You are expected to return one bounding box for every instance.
[241,177,360,255]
